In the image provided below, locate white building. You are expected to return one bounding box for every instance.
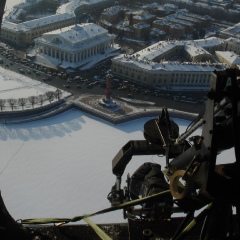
[215,51,240,69]
[111,55,227,90]
[111,37,227,90]
[34,23,116,69]
[1,13,75,48]
[222,37,240,55]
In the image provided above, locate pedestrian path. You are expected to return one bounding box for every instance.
[0,95,197,125]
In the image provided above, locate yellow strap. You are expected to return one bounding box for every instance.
[173,203,212,240]
[83,217,112,240]
[20,190,170,225]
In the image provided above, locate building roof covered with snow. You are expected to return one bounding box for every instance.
[225,37,240,46]
[132,37,223,62]
[36,23,111,49]
[141,2,161,11]
[113,54,226,72]
[2,13,74,32]
[56,0,110,15]
[102,5,126,16]
[184,43,211,58]
[220,23,240,39]
[133,12,156,21]
[133,22,150,29]
[3,0,111,32]
[36,23,108,45]
[216,51,240,67]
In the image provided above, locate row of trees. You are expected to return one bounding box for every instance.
[0,89,63,111]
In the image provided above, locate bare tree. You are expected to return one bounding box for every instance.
[28,96,37,108]
[18,98,27,110]
[0,99,6,111]
[45,91,55,103]
[55,89,62,100]
[7,98,17,111]
[38,94,46,106]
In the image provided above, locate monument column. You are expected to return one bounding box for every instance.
[105,74,112,100]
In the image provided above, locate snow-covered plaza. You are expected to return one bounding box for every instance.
[0,66,70,111]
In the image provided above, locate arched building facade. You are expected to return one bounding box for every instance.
[34,23,115,68]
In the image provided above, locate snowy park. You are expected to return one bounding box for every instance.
[0,66,70,111]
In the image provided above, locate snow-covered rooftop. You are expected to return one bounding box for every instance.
[113,55,226,72]
[47,23,107,43]
[225,37,240,46]
[216,51,240,65]
[141,2,160,10]
[102,5,126,16]
[220,23,240,38]
[4,8,25,23]
[177,15,200,24]
[2,13,74,32]
[164,3,178,10]
[131,37,223,62]
[167,17,193,27]
[3,0,109,32]
[36,23,114,51]
[133,12,156,20]
[194,37,224,47]
[56,0,108,15]
[184,43,210,58]
[150,28,166,35]
[133,22,150,29]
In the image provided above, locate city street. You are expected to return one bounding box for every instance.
[0,49,206,114]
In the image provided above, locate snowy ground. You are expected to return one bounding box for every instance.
[0,67,236,225]
[0,66,70,110]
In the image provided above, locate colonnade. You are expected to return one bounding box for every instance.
[36,38,114,63]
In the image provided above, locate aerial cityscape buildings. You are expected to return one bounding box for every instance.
[110,37,240,89]
[1,0,112,48]
[1,0,240,87]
